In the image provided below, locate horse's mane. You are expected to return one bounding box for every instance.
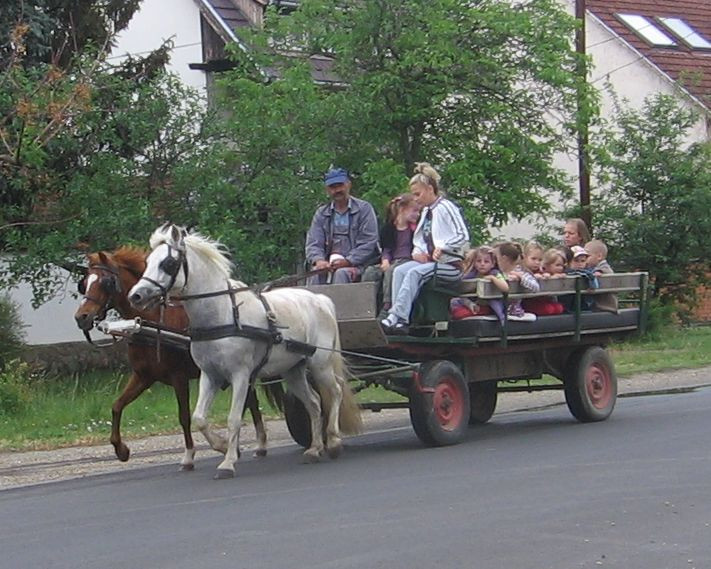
[112,246,148,273]
[150,226,234,279]
[87,246,147,273]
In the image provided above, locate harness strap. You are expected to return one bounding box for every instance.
[189,323,277,343]
[249,292,281,384]
[170,285,252,301]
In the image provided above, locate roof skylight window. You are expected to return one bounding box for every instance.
[616,13,677,47]
[658,17,711,49]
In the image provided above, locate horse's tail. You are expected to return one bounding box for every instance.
[330,334,363,436]
[261,382,284,413]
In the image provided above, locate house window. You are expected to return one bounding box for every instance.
[616,13,677,47]
[658,18,711,50]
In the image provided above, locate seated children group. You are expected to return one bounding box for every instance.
[370,188,614,329]
[359,164,615,334]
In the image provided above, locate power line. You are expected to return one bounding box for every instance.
[106,40,203,61]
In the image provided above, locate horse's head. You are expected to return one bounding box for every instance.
[129,223,189,310]
[74,248,148,330]
[74,251,124,331]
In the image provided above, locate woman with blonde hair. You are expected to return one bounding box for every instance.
[380,162,469,335]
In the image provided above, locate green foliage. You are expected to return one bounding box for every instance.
[223,0,585,250]
[591,94,711,317]
[0,296,26,369]
[1,55,220,303]
[2,0,594,302]
[611,326,711,376]
[642,297,677,341]
[0,360,33,417]
[0,0,141,69]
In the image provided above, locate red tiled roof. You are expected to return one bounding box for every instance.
[587,0,711,109]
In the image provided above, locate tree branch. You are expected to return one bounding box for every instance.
[0,214,80,232]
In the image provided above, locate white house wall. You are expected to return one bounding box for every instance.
[1,261,85,345]
[110,0,206,94]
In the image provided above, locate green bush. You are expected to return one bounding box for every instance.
[0,360,34,417]
[642,298,677,341]
[0,295,26,370]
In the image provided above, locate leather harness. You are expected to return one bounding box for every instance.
[141,246,317,384]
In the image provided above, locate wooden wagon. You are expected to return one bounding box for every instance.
[281,272,649,447]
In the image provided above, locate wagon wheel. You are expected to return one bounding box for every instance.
[563,346,617,422]
[409,360,470,447]
[468,380,498,425]
[283,391,312,448]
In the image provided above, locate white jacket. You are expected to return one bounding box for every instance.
[412,196,470,264]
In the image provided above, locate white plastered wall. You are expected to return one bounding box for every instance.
[110,0,206,93]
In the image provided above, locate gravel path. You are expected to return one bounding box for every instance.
[1,366,709,490]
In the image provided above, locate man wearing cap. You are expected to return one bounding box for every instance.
[305,167,379,284]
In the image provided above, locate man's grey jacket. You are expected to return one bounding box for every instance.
[305,197,380,268]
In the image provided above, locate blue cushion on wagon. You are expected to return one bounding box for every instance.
[448,308,640,339]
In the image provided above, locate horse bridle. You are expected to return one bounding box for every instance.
[78,263,127,345]
[138,243,190,299]
[79,263,122,315]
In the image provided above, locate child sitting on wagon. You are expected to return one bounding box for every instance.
[494,242,538,321]
[523,248,566,315]
[365,193,421,317]
[561,245,598,312]
[521,241,545,279]
[585,239,618,313]
[450,246,508,320]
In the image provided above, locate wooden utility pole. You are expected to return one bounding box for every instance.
[575,0,592,230]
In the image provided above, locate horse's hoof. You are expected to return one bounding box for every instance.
[327,443,343,460]
[301,450,321,464]
[214,468,235,480]
[178,463,195,472]
[254,449,267,458]
[115,444,130,462]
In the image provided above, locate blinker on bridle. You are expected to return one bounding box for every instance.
[79,263,122,311]
[139,243,189,299]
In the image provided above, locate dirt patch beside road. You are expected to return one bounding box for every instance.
[2,366,709,490]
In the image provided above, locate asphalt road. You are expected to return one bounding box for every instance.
[2,388,711,569]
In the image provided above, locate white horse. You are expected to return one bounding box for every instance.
[128,224,362,479]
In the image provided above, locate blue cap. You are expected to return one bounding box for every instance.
[324,167,349,186]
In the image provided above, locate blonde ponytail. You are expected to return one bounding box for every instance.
[409,162,441,194]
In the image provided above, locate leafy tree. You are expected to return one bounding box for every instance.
[246,0,589,239]
[0,16,217,303]
[2,0,596,303]
[0,295,25,370]
[1,0,141,69]
[592,94,711,317]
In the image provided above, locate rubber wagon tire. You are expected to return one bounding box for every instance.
[409,360,470,447]
[283,391,312,448]
[468,380,497,425]
[564,346,617,422]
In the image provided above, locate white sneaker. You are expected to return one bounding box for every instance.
[381,314,398,328]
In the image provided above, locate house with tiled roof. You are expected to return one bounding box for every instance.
[110,0,710,132]
[503,0,711,238]
[587,0,710,115]
[110,0,339,101]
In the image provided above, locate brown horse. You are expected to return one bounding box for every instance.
[73,246,282,470]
